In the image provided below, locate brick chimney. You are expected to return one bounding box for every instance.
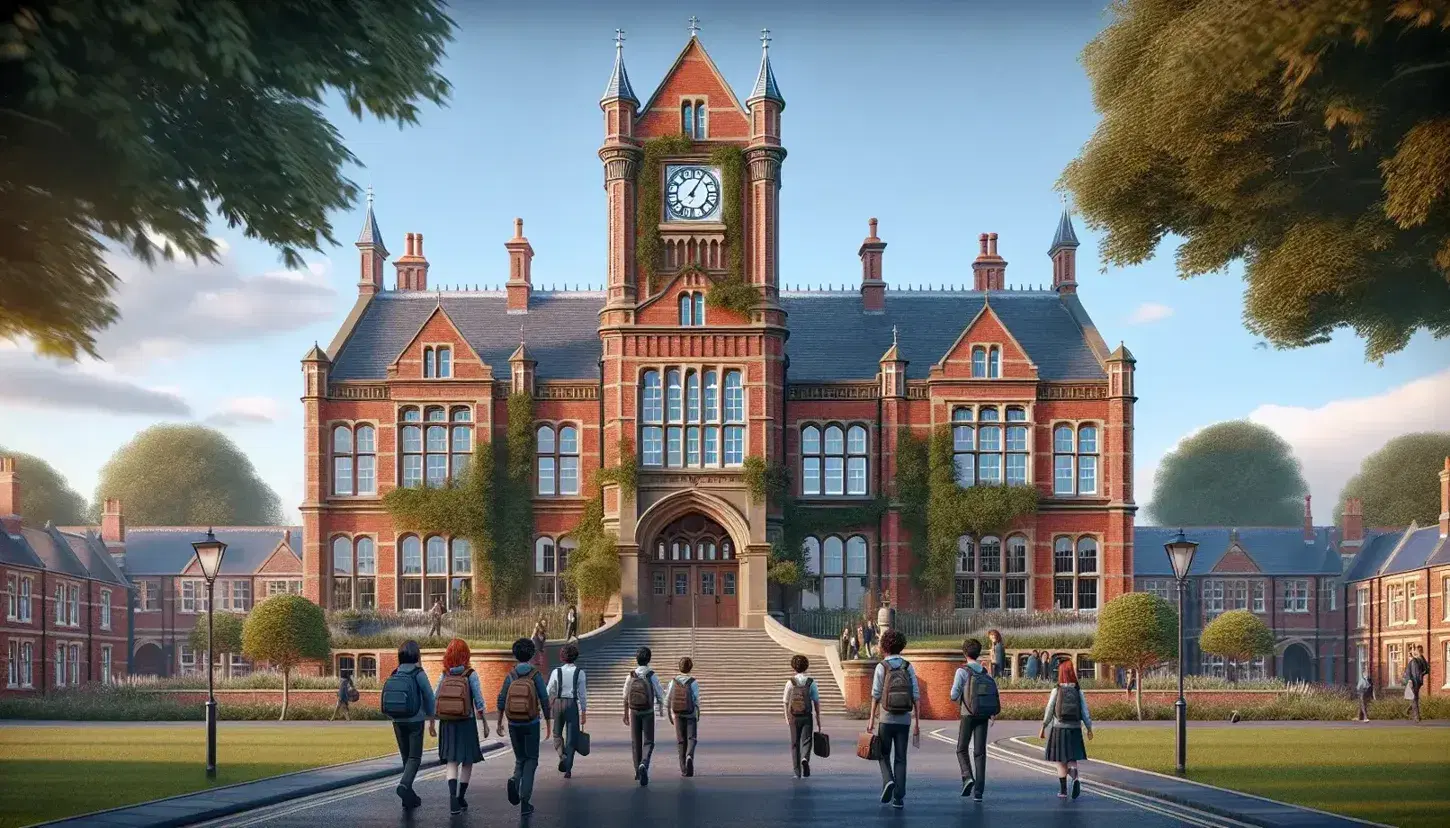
[506,218,533,314]
[859,217,887,313]
[395,232,429,291]
[101,498,125,544]
[1341,497,1364,545]
[1303,494,1315,544]
[972,232,1006,291]
[1440,456,1449,539]
[0,457,19,534]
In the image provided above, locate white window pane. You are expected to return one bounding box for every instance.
[332,426,352,452]
[979,454,1002,484]
[355,426,376,452]
[704,427,719,465]
[686,427,701,466]
[452,539,472,574]
[537,426,555,454]
[847,458,867,495]
[1078,456,1097,494]
[356,538,376,575]
[954,454,975,487]
[687,373,700,420]
[979,426,1001,452]
[1054,456,1075,494]
[402,538,422,574]
[667,370,683,421]
[560,457,579,495]
[823,537,844,575]
[451,427,471,453]
[426,537,447,573]
[846,536,868,575]
[332,537,352,574]
[803,458,821,495]
[724,426,744,464]
[357,456,376,494]
[704,372,719,421]
[824,578,844,609]
[1078,425,1098,453]
[402,426,422,452]
[825,457,844,495]
[1006,426,1028,452]
[643,427,663,465]
[426,426,448,452]
[954,425,974,451]
[724,371,744,421]
[426,455,447,486]
[559,427,578,454]
[538,457,556,495]
[803,537,821,574]
[1053,426,1074,452]
[802,426,820,455]
[824,426,844,455]
[667,427,683,466]
[403,455,423,488]
[333,458,353,495]
[1006,454,1027,485]
[847,425,867,454]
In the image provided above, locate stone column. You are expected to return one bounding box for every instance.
[742,542,772,629]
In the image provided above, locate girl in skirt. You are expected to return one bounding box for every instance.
[1038,660,1093,799]
[436,639,491,815]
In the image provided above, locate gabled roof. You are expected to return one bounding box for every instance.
[1344,529,1410,582]
[1377,525,1447,577]
[639,38,748,120]
[60,530,128,586]
[0,530,44,569]
[1134,526,1339,577]
[386,302,486,371]
[21,525,91,579]
[122,527,301,576]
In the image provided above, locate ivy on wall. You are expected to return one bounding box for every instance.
[565,439,640,612]
[636,134,694,297]
[744,456,886,587]
[705,144,760,317]
[382,448,495,600]
[493,392,536,605]
[895,428,931,582]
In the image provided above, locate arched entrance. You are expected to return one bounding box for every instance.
[132,642,165,677]
[646,513,740,627]
[1282,643,1313,683]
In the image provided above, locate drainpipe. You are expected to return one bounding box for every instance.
[779,355,789,617]
[40,572,48,695]
[875,392,884,611]
[597,359,605,470]
[1342,580,1349,685]
[1269,576,1277,678]
[1425,566,1432,698]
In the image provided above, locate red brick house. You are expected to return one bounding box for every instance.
[301,32,1137,627]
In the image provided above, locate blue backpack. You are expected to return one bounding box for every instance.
[962,668,1000,717]
[381,667,422,719]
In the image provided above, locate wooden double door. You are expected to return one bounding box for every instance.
[646,513,739,627]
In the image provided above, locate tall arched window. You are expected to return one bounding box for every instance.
[640,367,742,467]
[1077,425,1099,494]
[450,538,472,608]
[802,535,869,610]
[678,292,705,326]
[400,407,423,488]
[1054,535,1099,611]
[723,369,744,464]
[679,294,692,325]
[533,536,573,605]
[695,99,708,138]
[801,537,821,610]
[988,347,1000,378]
[330,536,376,610]
[331,424,376,496]
[971,347,987,377]
[955,534,1029,611]
[537,424,580,496]
[681,101,695,137]
[666,369,684,466]
[398,534,469,611]
[641,370,663,465]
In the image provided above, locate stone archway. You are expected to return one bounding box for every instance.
[1282,642,1314,683]
[132,642,166,677]
[634,490,751,628]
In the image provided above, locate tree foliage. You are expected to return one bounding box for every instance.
[704,144,760,317]
[1199,609,1275,682]
[1148,421,1307,527]
[94,424,282,525]
[1063,0,1450,360]
[0,0,454,358]
[565,439,637,612]
[187,610,246,657]
[1090,592,1179,720]
[1336,432,1450,527]
[0,447,87,525]
[383,454,493,604]
[241,595,330,720]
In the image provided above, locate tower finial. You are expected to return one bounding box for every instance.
[615,28,625,50]
[366,185,374,207]
[761,28,772,50]
[688,15,700,37]
[892,325,898,347]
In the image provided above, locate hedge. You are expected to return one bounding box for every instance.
[0,686,388,721]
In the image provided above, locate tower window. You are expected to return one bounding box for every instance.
[423,346,452,379]
[681,98,708,139]
[678,292,706,326]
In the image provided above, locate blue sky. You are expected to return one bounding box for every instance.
[2,0,1446,525]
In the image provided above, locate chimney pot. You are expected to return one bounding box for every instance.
[515,218,524,238]
[868,217,878,237]
[988,232,999,256]
[101,498,125,543]
[0,456,19,528]
[416,233,424,256]
[978,233,989,256]
[405,232,414,257]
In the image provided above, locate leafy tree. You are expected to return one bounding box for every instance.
[242,595,330,720]
[1199,610,1275,683]
[1090,592,1178,720]
[94,424,282,525]
[0,1,454,358]
[1062,0,1450,360]
[187,611,246,663]
[1149,421,1307,526]
[0,448,87,525]
[1336,432,1450,527]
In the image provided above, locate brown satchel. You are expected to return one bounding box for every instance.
[855,731,880,761]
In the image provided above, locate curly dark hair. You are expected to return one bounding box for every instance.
[511,637,537,663]
[791,654,809,673]
[561,643,580,664]
[679,656,693,673]
[962,638,983,659]
[880,629,907,655]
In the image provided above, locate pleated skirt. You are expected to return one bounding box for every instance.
[438,718,484,764]
[1044,726,1087,763]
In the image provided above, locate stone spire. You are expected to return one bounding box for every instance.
[1049,200,1080,254]
[749,28,785,108]
[600,28,638,107]
[1049,198,1080,295]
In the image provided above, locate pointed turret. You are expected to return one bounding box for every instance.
[879,325,907,398]
[509,339,537,396]
[750,32,785,108]
[301,341,329,399]
[1050,202,1080,295]
[600,29,638,109]
[748,29,785,148]
[1049,206,1079,254]
[355,188,388,296]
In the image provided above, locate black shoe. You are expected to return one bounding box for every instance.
[881,781,895,803]
[1071,776,1081,800]
[521,801,535,817]
[961,778,974,797]
[559,759,567,773]
[396,785,420,808]
[686,758,694,777]
[639,764,649,787]
[891,801,904,810]
[507,777,520,806]
[564,770,572,779]
[973,795,983,803]
[449,798,461,816]
[802,761,810,778]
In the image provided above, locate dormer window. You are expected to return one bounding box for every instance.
[970,346,1001,378]
[423,346,452,379]
[681,98,708,139]
[678,292,705,326]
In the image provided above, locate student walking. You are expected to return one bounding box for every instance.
[987,630,1006,679]
[1040,660,1093,800]
[861,621,876,659]
[622,646,668,786]
[531,619,549,673]
[869,629,920,810]
[497,637,551,817]
[1025,650,1042,682]
[783,654,822,779]
[380,640,436,809]
[667,657,701,777]
[426,599,445,638]
[1406,645,1429,722]
[332,673,356,721]
[546,643,587,777]
[434,639,491,816]
[950,638,998,802]
[1356,667,1374,722]
[564,604,580,643]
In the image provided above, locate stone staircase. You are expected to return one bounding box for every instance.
[573,627,845,716]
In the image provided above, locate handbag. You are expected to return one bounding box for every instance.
[347,687,360,703]
[813,732,831,759]
[1404,684,1415,700]
[855,731,881,761]
[576,730,591,757]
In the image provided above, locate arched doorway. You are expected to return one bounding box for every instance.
[646,513,739,627]
[1282,643,1313,683]
[132,642,165,677]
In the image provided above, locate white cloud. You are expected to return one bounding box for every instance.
[1128,302,1175,324]
[0,349,191,416]
[206,397,282,427]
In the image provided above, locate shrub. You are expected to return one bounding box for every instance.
[1090,592,1178,720]
[187,611,246,658]
[119,672,381,691]
[0,685,388,721]
[243,595,330,720]
[326,606,599,649]
[1199,610,1276,682]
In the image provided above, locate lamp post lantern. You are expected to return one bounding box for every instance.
[191,529,227,779]
[1163,529,1198,776]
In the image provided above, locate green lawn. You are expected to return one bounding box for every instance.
[1028,727,1450,828]
[0,725,435,828]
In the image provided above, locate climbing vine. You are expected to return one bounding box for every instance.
[745,457,885,586]
[565,439,640,612]
[383,447,495,601]
[705,144,760,318]
[636,134,695,297]
[895,428,931,582]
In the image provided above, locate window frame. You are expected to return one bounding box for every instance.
[680,97,708,139]
[398,405,473,488]
[639,366,745,469]
[801,534,869,610]
[100,589,111,630]
[536,422,582,497]
[952,405,1032,487]
[1282,578,1310,614]
[421,344,453,379]
[330,536,378,611]
[799,422,870,497]
[954,534,1030,611]
[533,535,577,606]
[17,575,31,622]
[330,422,378,497]
[398,534,470,612]
[1051,535,1100,612]
[678,292,706,326]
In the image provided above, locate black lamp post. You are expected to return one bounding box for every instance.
[1164,529,1198,776]
[191,529,227,779]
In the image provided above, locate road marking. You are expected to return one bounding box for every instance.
[927,729,1245,828]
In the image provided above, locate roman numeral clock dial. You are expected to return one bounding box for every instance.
[664,165,721,221]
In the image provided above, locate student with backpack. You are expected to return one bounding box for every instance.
[621,645,668,787]
[434,639,491,815]
[783,654,822,779]
[546,642,587,778]
[868,629,919,810]
[1039,659,1093,800]
[667,657,701,777]
[496,637,552,817]
[380,640,437,810]
[949,638,998,802]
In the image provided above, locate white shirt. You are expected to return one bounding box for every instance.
[547,663,588,713]
[621,665,667,716]
[783,673,820,710]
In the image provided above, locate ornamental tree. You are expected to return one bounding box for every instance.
[1062,0,1450,360]
[1199,610,1275,683]
[1090,592,1178,720]
[1148,421,1307,527]
[187,611,246,666]
[0,0,454,359]
[1336,433,1450,527]
[241,595,330,720]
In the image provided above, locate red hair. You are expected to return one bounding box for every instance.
[443,638,471,670]
[1058,659,1078,685]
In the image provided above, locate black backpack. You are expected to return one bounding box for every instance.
[962,668,1000,717]
[381,667,423,719]
[1055,685,1082,723]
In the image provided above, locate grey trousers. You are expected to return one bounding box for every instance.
[630,710,656,770]
[956,716,989,791]
[509,721,541,804]
[675,715,698,771]
[877,723,911,803]
[392,721,425,791]
[1358,692,1371,720]
[789,714,814,774]
[552,698,580,772]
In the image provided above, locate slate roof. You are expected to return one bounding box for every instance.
[122,527,301,576]
[60,530,129,586]
[1133,526,1341,577]
[21,526,91,579]
[1049,209,1079,253]
[750,48,784,105]
[1377,525,1448,577]
[0,530,44,569]
[601,40,639,106]
[1343,530,1410,582]
[356,200,388,256]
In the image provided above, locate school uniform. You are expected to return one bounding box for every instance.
[949,661,991,796]
[622,665,668,781]
[1042,683,1092,763]
[668,674,701,774]
[547,663,587,773]
[434,666,487,765]
[1356,674,1373,721]
[390,664,436,797]
[497,662,552,809]
[783,673,820,777]
[991,642,1006,678]
[872,655,920,806]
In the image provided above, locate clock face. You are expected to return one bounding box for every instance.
[664,165,722,221]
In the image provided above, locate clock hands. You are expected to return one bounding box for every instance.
[680,177,702,204]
